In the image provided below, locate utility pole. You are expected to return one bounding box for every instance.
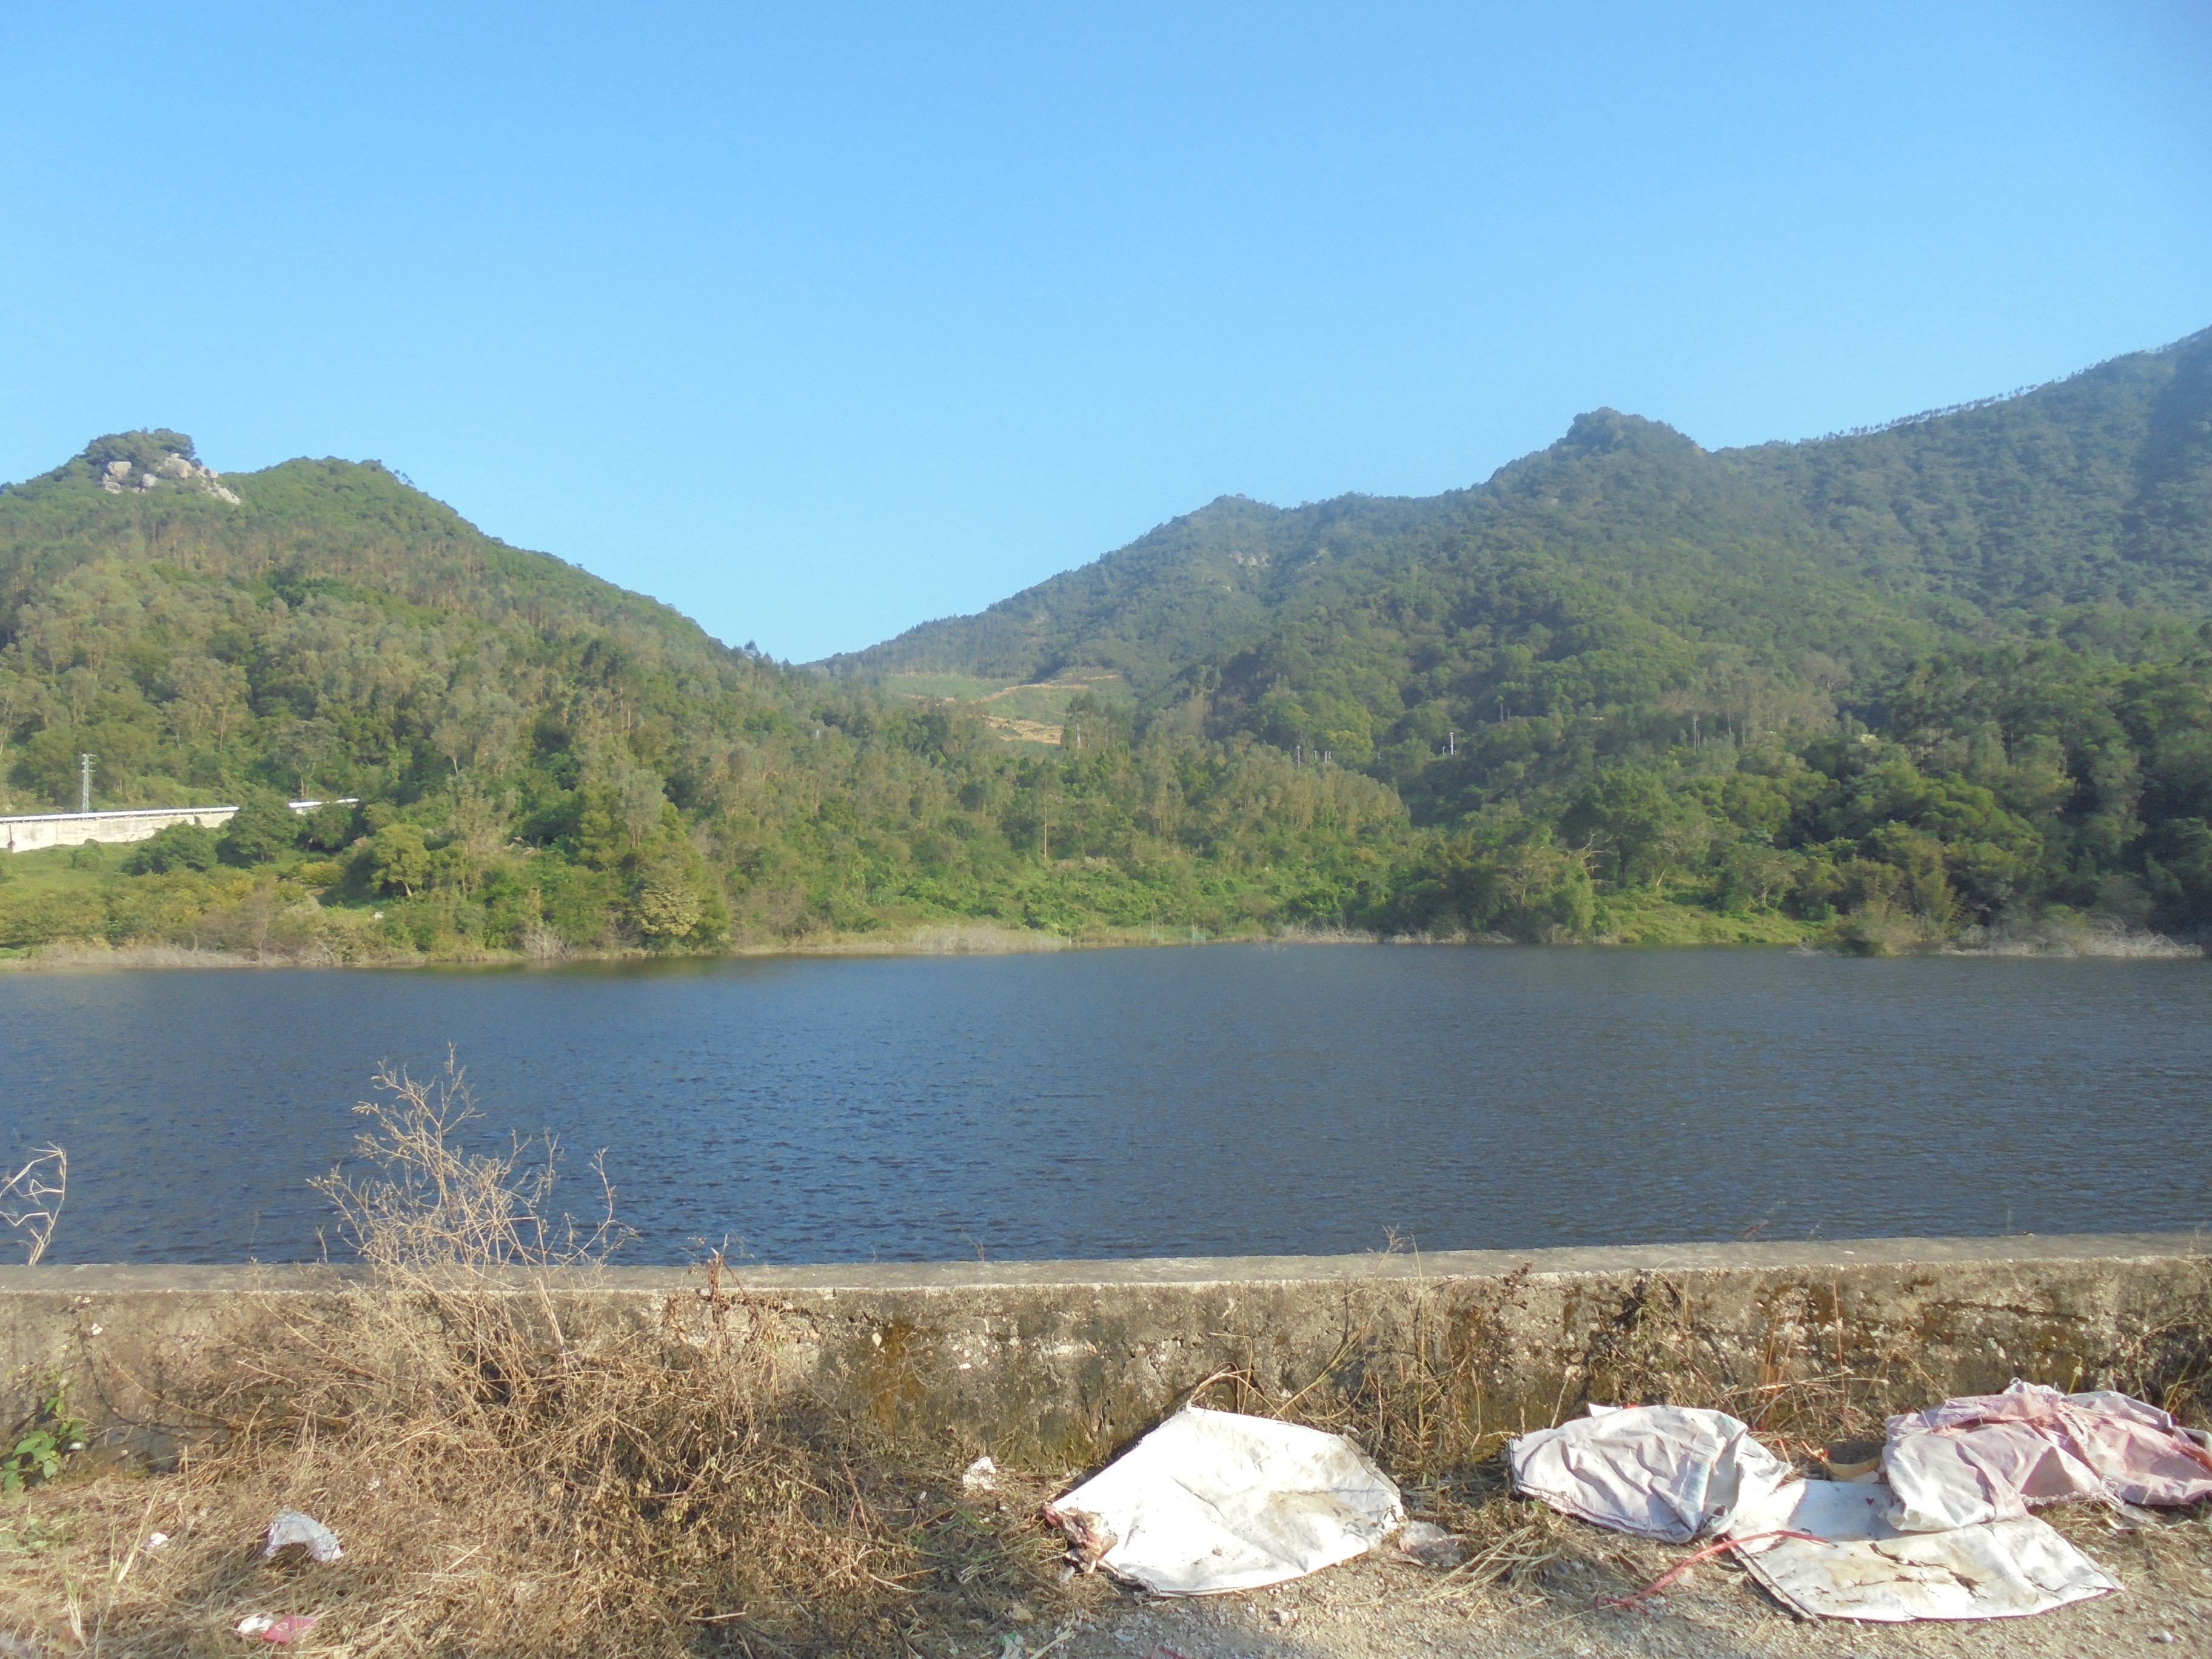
[78,753,95,813]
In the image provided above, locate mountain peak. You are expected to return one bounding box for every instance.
[54,430,241,504]
[1554,409,1700,458]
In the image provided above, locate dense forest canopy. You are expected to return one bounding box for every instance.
[0,434,1409,956]
[4,324,2211,959]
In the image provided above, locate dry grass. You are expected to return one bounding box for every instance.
[1179,1257,1940,1485]
[2101,1253,2212,1421]
[0,1056,1093,1657]
[2,945,279,972]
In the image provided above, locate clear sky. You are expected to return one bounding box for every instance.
[3,3,2208,663]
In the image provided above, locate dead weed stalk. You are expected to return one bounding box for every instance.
[1,1144,66,1267]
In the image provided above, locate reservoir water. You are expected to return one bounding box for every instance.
[4,945,2208,1265]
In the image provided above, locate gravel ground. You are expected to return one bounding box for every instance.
[1004,1507,2212,1659]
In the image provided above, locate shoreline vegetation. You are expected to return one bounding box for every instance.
[1,905,2196,973]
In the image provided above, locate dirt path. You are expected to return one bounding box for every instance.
[1026,1507,2212,1659]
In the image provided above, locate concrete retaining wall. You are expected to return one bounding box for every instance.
[4,1233,2204,1463]
[1,798,357,853]
[1,806,238,853]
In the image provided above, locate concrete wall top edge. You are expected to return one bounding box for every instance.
[3,1231,2202,1298]
[0,807,236,826]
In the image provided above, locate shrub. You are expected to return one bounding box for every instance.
[121,821,218,874]
[0,1382,84,1492]
[633,857,703,939]
[219,791,302,865]
[0,888,105,948]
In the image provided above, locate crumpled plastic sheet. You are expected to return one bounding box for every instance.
[1884,1378,2212,1532]
[262,1510,343,1564]
[1044,1406,1404,1595]
[1506,1404,1794,1543]
[1729,1475,2117,1621]
[1509,1402,2122,1622]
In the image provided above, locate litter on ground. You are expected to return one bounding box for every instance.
[261,1509,343,1564]
[1504,1385,2199,1623]
[1728,1472,2117,1621]
[236,1614,319,1643]
[1392,1519,1467,1568]
[1506,1404,1794,1543]
[1883,1379,2212,1530]
[1044,1406,1404,1595]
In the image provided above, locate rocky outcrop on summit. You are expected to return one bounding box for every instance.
[2,429,244,507]
[98,449,241,504]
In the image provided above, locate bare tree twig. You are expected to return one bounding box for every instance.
[1,1144,65,1265]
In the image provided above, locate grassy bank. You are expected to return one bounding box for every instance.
[14,838,2199,971]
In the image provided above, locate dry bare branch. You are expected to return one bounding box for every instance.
[0,1144,65,1265]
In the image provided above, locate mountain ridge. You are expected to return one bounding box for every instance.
[3,323,2211,961]
[822,326,2212,702]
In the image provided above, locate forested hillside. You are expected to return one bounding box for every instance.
[835,326,2212,949]
[0,432,1406,958]
[827,326,2212,697]
[4,324,2211,961]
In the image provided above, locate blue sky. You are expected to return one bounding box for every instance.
[3,3,2208,663]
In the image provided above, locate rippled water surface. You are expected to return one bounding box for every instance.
[5,945,2208,1263]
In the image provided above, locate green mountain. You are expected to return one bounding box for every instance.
[829,326,2212,944]
[3,324,2210,960]
[0,434,1403,957]
[831,327,2212,697]
[820,491,1481,695]
[0,431,793,828]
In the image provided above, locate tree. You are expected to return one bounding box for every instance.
[220,792,302,866]
[301,800,359,852]
[270,716,341,799]
[368,823,431,897]
[618,768,668,849]
[634,858,702,939]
